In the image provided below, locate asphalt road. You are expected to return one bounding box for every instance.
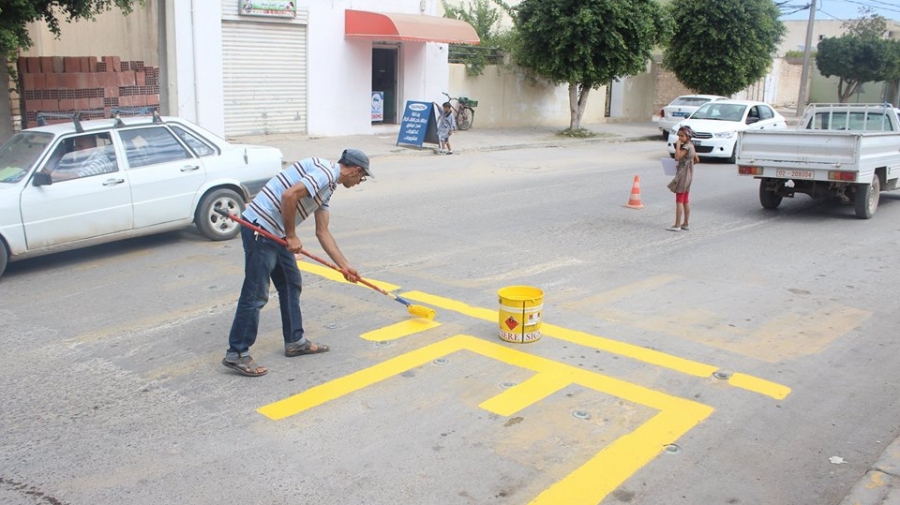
[2,140,900,505]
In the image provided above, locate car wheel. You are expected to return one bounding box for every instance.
[0,241,7,280]
[727,145,737,164]
[759,179,782,210]
[661,131,668,141]
[196,188,245,240]
[854,175,880,219]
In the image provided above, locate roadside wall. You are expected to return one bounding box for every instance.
[448,63,608,128]
[19,2,159,64]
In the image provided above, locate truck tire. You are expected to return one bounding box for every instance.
[759,179,782,210]
[196,188,245,241]
[854,175,880,219]
[0,241,7,280]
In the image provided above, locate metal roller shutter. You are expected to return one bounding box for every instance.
[221,20,307,136]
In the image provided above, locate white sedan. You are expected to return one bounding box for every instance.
[657,94,727,139]
[0,114,283,279]
[666,99,787,163]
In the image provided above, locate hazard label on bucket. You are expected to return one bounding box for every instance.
[504,316,519,330]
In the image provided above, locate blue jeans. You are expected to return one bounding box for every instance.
[227,225,306,357]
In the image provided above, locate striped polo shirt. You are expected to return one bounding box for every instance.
[242,157,340,237]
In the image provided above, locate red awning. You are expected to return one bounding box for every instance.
[345,9,480,44]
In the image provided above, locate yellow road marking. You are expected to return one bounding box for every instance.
[479,373,570,417]
[296,261,400,291]
[399,291,789,399]
[359,318,442,341]
[258,334,713,505]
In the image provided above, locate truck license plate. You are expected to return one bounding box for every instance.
[776,169,814,179]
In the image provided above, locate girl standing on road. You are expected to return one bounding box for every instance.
[667,126,699,231]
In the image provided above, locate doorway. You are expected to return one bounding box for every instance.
[372,47,398,124]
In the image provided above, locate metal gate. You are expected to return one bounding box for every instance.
[221,19,307,136]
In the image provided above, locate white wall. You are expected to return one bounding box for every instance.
[166,0,225,136]
[305,0,451,136]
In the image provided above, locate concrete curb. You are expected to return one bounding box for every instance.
[839,437,900,505]
[370,133,661,159]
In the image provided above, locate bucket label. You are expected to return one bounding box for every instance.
[527,311,541,324]
[499,329,542,343]
[504,316,519,330]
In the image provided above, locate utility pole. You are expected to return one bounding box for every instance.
[796,0,817,116]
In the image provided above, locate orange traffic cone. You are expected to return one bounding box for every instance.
[625,175,645,209]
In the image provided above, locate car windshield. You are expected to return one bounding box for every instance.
[691,103,747,122]
[0,132,54,183]
[671,97,712,107]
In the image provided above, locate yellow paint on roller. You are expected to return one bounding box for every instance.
[401,291,497,321]
[359,318,442,341]
[728,373,791,400]
[257,334,713,505]
[295,261,400,291]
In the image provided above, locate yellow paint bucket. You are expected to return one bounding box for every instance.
[498,286,544,343]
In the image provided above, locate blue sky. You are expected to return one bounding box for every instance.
[779,0,900,21]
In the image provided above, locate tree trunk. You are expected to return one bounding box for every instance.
[568,82,591,130]
[0,57,13,143]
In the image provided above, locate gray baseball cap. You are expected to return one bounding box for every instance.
[341,148,372,178]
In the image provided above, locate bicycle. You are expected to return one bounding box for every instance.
[442,92,477,131]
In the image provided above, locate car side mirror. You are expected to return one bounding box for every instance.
[32,171,52,186]
[746,117,760,125]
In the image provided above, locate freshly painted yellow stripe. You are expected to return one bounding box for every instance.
[399,291,790,400]
[728,373,791,400]
[479,373,569,417]
[359,318,442,341]
[530,408,712,505]
[295,261,400,291]
[258,334,714,505]
[258,337,463,420]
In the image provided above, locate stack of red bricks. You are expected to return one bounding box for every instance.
[17,55,161,128]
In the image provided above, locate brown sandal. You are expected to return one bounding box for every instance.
[285,341,330,357]
[222,356,268,377]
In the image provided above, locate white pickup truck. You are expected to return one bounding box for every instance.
[735,103,900,219]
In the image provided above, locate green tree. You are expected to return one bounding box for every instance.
[663,0,785,96]
[815,36,896,103]
[508,0,670,131]
[443,0,512,76]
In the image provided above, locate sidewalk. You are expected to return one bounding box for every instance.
[231,116,899,505]
[229,121,662,163]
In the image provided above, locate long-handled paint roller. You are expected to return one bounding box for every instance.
[214,208,436,320]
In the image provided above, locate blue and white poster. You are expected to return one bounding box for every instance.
[397,101,439,147]
[371,92,384,122]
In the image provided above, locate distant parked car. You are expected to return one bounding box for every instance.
[0,113,284,279]
[657,94,727,139]
[666,99,787,163]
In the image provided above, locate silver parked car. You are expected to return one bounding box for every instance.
[0,113,284,279]
[657,94,728,139]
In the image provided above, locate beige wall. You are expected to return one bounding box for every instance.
[614,64,658,121]
[19,1,159,65]
[448,63,609,128]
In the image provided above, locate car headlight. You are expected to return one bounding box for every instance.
[713,131,735,139]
